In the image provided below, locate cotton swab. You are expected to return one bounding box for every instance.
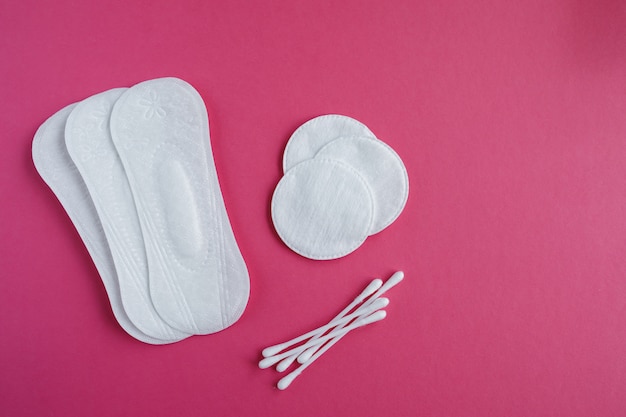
[261,278,383,358]
[273,297,389,372]
[277,310,387,390]
[258,298,389,370]
[296,271,404,364]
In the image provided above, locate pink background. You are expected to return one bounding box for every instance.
[2,1,626,416]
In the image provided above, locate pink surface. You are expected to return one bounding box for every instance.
[2,1,626,415]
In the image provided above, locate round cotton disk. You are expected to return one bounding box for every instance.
[316,136,409,235]
[282,114,376,173]
[271,159,374,260]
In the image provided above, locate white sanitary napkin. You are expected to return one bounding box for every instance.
[32,78,249,343]
[271,115,409,260]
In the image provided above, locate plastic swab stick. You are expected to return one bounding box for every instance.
[274,297,389,372]
[297,271,404,363]
[262,278,382,358]
[277,310,387,390]
[259,298,389,370]
[258,299,388,370]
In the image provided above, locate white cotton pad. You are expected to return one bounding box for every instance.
[65,89,190,342]
[315,136,409,235]
[282,114,376,173]
[271,159,374,260]
[32,104,171,345]
[109,77,250,335]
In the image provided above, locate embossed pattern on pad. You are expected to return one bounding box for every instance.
[315,136,409,235]
[271,159,374,260]
[32,104,169,345]
[65,89,190,342]
[282,115,376,173]
[110,78,250,335]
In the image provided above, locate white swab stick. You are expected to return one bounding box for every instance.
[258,298,388,370]
[261,278,383,358]
[275,353,298,373]
[277,310,387,390]
[361,271,404,309]
[259,307,384,370]
[297,271,404,364]
[274,297,389,372]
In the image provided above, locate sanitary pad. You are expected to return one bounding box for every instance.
[110,78,249,335]
[33,77,250,342]
[65,88,190,342]
[272,115,408,260]
[32,104,170,344]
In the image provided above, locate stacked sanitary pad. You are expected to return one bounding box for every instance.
[271,115,409,260]
[32,78,250,344]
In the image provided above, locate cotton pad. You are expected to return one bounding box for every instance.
[65,89,190,342]
[110,77,250,335]
[282,115,376,173]
[32,104,170,345]
[315,136,409,235]
[271,159,374,260]
[273,114,409,258]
